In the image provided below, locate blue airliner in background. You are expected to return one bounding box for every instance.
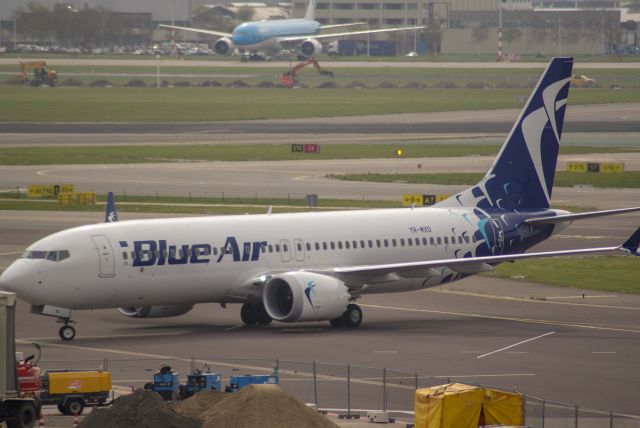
[160,0,423,57]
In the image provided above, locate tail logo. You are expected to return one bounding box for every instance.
[107,211,118,222]
[522,77,570,204]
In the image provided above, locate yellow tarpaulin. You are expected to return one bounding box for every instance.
[414,383,523,428]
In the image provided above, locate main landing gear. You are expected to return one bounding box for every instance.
[330,304,363,328]
[240,302,273,326]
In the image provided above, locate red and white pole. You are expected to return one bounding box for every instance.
[38,416,45,427]
[72,413,79,428]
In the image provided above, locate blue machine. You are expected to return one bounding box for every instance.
[226,373,278,393]
[183,370,222,398]
[150,366,180,401]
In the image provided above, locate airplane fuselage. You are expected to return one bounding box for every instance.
[231,19,321,49]
[4,207,566,310]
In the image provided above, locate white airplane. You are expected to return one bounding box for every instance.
[160,0,423,57]
[1,57,639,341]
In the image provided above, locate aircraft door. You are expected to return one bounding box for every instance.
[280,239,291,262]
[91,235,116,278]
[294,238,305,262]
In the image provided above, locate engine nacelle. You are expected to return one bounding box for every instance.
[118,304,193,318]
[298,39,322,58]
[263,272,350,322]
[214,37,234,55]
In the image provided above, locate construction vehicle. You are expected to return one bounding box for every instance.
[225,367,279,393]
[0,292,39,428]
[145,364,180,401]
[39,370,112,415]
[18,62,57,87]
[280,58,333,88]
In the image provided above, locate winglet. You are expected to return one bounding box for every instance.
[105,192,119,223]
[621,227,640,256]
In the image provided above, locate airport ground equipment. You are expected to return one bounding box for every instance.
[180,367,222,399]
[0,292,39,428]
[145,365,180,401]
[18,62,57,87]
[39,370,112,415]
[225,371,279,393]
[280,58,333,88]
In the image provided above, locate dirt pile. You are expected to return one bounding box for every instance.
[171,390,228,420]
[77,389,200,428]
[200,384,339,428]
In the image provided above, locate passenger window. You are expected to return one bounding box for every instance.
[368,240,373,248]
[392,239,397,247]
[345,241,350,249]
[415,238,420,246]
[464,235,470,243]
[122,252,128,260]
[268,245,273,253]
[261,246,266,253]
[323,242,328,250]
[437,237,442,245]
[444,237,449,245]
[275,244,281,252]
[458,236,463,244]
[422,237,428,245]
[408,239,413,247]
[297,243,302,251]
[400,238,405,246]
[338,241,343,250]
[383,239,388,247]
[451,236,456,244]
[352,240,357,248]
[376,240,381,248]
[315,242,320,250]
[306,243,311,251]
[330,242,335,250]
[360,240,366,248]
[283,244,288,252]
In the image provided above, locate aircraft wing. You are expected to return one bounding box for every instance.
[331,227,640,279]
[280,25,424,42]
[525,206,640,225]
[159,24,232,38]
[320,22,367,30]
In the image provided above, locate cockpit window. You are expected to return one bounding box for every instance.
[22,250,70,261]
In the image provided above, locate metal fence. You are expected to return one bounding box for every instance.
[32,356,640,427]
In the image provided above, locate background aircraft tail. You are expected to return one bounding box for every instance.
[437,57,573,211]
[105,192,119,223]
[304,0,316,20]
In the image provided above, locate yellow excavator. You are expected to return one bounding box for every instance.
[19,61,57,87]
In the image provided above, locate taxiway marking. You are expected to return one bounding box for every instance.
[476,332,555,359]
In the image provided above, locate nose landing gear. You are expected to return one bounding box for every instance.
[31,304,77,341]
[58,321,76,341]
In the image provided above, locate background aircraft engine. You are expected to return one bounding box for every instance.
[263,272,350,322]
[118,304,193,318]
[214,38,234,55]
[298,39,322,57]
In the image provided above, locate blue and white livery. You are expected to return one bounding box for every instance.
[160,0,423,57]
[1,57,639,341]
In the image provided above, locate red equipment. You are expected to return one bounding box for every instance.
[17,345,42,398]
[280,58,333,88]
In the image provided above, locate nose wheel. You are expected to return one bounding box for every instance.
[59,324,76,341]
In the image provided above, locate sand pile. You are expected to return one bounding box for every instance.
[77,389,200,428]
[199,384,339,428]
[171,390,228,420]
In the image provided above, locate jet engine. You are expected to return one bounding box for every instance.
[298,39,322,58]
[214,38,234,55]
[263,272,350,322]
[118,304,193,318]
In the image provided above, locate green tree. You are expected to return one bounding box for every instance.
[236,6,255,22]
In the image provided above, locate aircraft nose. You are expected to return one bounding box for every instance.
[0,261,35,296]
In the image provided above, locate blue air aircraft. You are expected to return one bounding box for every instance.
[1,57,639,341]
[160,0,423,57]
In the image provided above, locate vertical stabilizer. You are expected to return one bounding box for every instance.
[105,192,119,223]
[437,57,573,210]
[304,0,316,21]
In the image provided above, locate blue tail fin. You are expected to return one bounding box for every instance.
[438,57,573,210]
[621,227,640,256]
[105,192,119,223]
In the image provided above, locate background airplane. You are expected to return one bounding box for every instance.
[1,57,639,341]
[160,0,424,57]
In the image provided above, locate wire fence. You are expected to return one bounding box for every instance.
[31,356,640,427]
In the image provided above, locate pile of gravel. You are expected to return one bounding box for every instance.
[125,79,147,87]
[60,78,83,87]
[317,81,339,89]
[345,81,368,89]
[170,390,227,420]
[173,81,192,87]
[198,80,222,87]
[78,389,200,428]
[403,81,427,89]
[88,80,112,88]
[225,80,250,87]
[256,81,276,88]
[378,81,398,89]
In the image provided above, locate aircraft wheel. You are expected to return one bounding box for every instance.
[59,325,76,341]
[343,304,363,328]
[240,303,256,325]
[252,303,272,325]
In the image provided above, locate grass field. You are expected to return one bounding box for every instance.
[0,144,637,165]
[331,171,640,188]
[1,86,639,122]
[492,256,640,294]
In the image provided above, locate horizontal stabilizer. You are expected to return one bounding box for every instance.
[525,207,640,225]
[621,227,640,256]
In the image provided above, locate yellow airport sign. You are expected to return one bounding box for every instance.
[58,192,96,205]
[566,162,587,173]
[28,184,75,198]
[403,194,423,207]
[600,163,624,173]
